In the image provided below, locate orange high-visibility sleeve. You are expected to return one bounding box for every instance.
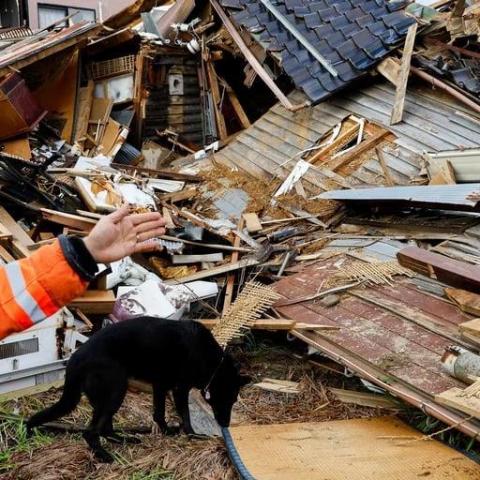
[0,239,88,340]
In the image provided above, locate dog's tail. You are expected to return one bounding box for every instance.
[27,367,82,431]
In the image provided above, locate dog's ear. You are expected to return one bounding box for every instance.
[238,374,251,387]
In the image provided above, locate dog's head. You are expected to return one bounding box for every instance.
[203,354,250,427]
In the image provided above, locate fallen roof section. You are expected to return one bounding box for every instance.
[320,183,480,212]
[0,22,100,77]
[273,245,480,438]
[219,0,415,104]
[214,83,480,191]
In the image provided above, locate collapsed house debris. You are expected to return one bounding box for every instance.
[3,0,480,478]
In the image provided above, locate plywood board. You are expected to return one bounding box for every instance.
[2,136,31,160]
[274,256,469,396]
[68,290,115,314]
[34,50,79,143]
[460,318,480,336]
[229,417,480,479]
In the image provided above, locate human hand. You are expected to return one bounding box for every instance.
[83,204,166,263]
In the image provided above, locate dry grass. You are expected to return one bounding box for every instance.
[233,344,381,425]
[0,343,386,480]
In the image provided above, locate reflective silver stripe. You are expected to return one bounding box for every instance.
[5,262,46,324]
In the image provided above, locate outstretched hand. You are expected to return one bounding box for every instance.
[83,205,167,263]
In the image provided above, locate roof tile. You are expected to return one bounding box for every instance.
[221,0,416,104]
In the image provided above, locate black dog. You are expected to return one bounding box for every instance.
[27,317,249,462]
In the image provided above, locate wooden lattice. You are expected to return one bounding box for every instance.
[90,55,135,80]
[212,281,281,348]
[326,260,415,287]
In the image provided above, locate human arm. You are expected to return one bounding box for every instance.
[0,206,166,340]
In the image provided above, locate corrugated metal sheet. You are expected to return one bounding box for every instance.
[214,82,480,192]
[320,183,480,211]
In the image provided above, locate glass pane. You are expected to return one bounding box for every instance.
[38,6,67,29]
[68,7,96,25]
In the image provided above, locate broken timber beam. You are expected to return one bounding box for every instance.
[164,258,259,285]
[390,22,418,125]
[40,209,97,232]
[210,0,305,111]
[398,246,480,294]
[223,217,244,315]
[197,318,339,331]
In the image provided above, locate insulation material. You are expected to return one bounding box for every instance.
[229,417,480,480]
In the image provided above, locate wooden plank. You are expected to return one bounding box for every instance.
[210,0,298,111]
[2,136,31,160]
[436,387,480,420]
[376,146,395,186]
[326,129,392,172]
[223,217,244,315]
[429,160,456,185]
[329,388,402,409]
[160,187,197,203]
[460,318,480,337]
[274,260,466,394]
[172,253,224,264]
[227,86,251,129]
[229,418,480,479]
[349,289,468,347]
[0,206,33,257]
[243,213,262,233]
[391,22,417,125]
[0,380,64,402]
[446,288,480,316]
[307,121,358,164]
[254,378,300,394]
[68,290,116,314]
[398,246,480,293]
[206,60,228,140]
[197,318,339,331]
[376,57,400,85]
[110,163,202,182]
[40,208,97,232]
[164,258,259,285]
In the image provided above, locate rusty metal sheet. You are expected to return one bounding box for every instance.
[274,256,473,396]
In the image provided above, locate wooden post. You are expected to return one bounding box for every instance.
[390,23,418,125]
[223,218,244,315]
[210,0,300,111]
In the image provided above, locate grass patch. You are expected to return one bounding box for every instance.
[0,414,54,473]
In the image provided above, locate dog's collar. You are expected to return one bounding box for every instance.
[203,355,225,400]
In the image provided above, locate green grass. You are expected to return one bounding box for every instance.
[128,471,175,480]
[0,415,54,473]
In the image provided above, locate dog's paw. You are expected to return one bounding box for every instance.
[94,449,115,464]
[164,425,181,436]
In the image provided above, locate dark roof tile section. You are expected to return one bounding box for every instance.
[219,0,415,104]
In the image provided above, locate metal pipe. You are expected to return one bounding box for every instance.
[411,66,480,116]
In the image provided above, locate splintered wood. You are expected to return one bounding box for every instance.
[212,281,281,348]
[436,384,480,420]
[327,260,415,287]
